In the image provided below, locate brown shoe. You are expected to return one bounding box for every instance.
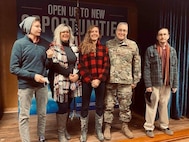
[104,123,111,140]
[122,123,134,139]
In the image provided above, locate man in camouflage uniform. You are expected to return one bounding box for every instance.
[103,22,141,140]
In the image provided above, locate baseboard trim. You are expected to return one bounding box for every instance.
[4,107,18,113]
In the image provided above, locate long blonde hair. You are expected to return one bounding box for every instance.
[79,25,101,55]
[53,23,75,46]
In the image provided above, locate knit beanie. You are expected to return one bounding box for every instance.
[19,16,36,34]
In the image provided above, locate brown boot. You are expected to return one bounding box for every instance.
[122,122,134,139]
[103,123,111,140]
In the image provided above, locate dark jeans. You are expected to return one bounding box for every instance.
[81,82,105,118]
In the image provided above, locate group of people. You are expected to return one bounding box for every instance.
[10,16,178,142]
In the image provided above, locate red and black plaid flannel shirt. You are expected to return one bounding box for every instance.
[78,41,110,83]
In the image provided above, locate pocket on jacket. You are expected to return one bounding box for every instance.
[150,54,158,64]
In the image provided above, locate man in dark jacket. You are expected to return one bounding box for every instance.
[143,28,178,138]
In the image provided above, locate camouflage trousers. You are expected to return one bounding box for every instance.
[104,83,133,124]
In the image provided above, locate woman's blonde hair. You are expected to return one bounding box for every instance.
[53,23,75,46]
[79,25,101,55]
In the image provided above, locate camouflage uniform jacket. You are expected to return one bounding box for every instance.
[106,38,141,85]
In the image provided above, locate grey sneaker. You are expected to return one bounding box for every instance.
[39,136,47,142]
[162,128,174,135]
[146,130,154,138]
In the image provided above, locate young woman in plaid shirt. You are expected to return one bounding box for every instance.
[78,25,110,142]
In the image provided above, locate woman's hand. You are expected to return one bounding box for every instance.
[91,79,101,88]
[69,74,79,83]
[46,47,54,58]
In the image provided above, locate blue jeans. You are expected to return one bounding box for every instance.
[18,86,48,142]
[80,82,105,118]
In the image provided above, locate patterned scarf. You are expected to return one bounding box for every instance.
[52,44,70,102]
[156,43,170,86]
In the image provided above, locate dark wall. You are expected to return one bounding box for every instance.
[0,84,3,119]
[137,0,160,56]
[132,0,160,115]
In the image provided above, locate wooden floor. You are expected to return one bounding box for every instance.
[0,109,189,142]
